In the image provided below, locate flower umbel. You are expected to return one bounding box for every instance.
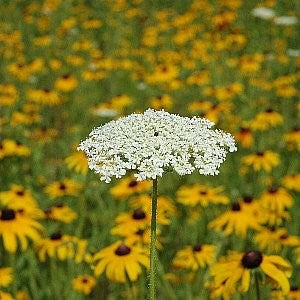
[78,109,237,182]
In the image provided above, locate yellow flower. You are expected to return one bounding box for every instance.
[282,174,300,191]
[65,151,88,175]
[255,227,300,252]
[149,94,173,110]
[130,194,177,218]
[177,184,229,207]
[112,208,169,237]
[72,275,96,295]
[0,291,14,300]
[209,202,262,238]
[251,109,283,131]
[210,251,292,295]
[0,209,43,253]
[110,177,151,199]
[26,88,62,106]
[172,244,216,271]
[284,128,300,151]
[288,287,300,299]
[54,74,78,92]
[44,179,83,198]
[242,151,280,172]
[36,232,84,262]
[235,127,254,148]
[93,241,149,282]
[258,187,293,212]
[0,267,13,287]
[44,203,77,224]
[146,64,179,84]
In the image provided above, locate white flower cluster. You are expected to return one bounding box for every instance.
[78,109,237,183]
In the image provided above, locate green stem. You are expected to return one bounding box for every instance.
[150,178,158,300]
[255,272,261,300]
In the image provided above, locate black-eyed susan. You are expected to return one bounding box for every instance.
[210,250,292,295]
[26,88,63,106]
[255,227,300,253]
[251,109,283,131]
[146,64,179,84]
[177,184,229,207]
[65,151,88,175]
[282,174,300,191]
[206,280,233,300]
[235,127,254,148]
[112,207,169,237]
[172,244,216,271]
[258,187,293,212]
[44,178,83,198]
[242,151,280,172]
[110,177,151,199]
[0,185,43,219]
[0,267,13,287]
[130,194,177,218]
[93,241,149,283]
[72,275,96,295]
[36,232,78,262]
[288,287,300,300]
[0,209,43,252]
[44,203,77,223]
[30,127,58,144]
[0,291,13,300]
[284,128,300,151]
[208,202,262,238]
[54,74,78,92]
[149,94,173,110]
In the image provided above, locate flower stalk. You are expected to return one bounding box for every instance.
[255,271,261,300]
[150,178,158,300]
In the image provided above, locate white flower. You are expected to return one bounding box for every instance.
[274,16,297,25]
[78,109,237,183]
[287,49,300,57]
[251,7,275,20]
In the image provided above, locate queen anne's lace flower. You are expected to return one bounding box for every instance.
[78,109,237,183]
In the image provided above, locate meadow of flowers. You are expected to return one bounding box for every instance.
[0,0,299,299]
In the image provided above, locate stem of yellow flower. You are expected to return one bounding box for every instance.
[255,272,261,300]
[149,178,158,300]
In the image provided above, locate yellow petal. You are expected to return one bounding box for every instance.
[261,262,290,294]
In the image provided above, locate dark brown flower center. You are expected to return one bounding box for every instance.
[132,209,146,220]
[280,233,289,240]
[256,151,264,156]
[200,191,207,195]
[55,203,64,208]
[16,190,25,196]
[290,287,299,291]
[231,202,241,211]
[241,251,263,269]
[136,229,144,236]
[115,244,131,256]
[62,74,70,79]
[0,209,16,220]
[265,108,273,113]
[243,196,253,203]
[240,127,250,134]
[193,244,202,252]
[128,180,138,188]
[268,187,278,194]
[50,232,62,240]
[81,278,88,283]
[59,183,66,190]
